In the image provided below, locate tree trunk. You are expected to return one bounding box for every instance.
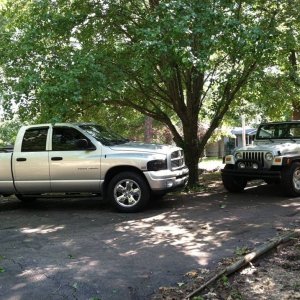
[184,146,200,186]
[292,101,300,120]
[293,108,300,120]
[182,119,200,187]
[144,116,153,143]
[289,50,300,120]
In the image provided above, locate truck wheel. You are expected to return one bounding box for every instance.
[151,191,167,201]
[281,162,300,197]
[15,194,38,203]
[222,165,247,193]
[107,172,150,212]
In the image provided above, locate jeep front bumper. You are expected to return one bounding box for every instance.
[221,168,281,180]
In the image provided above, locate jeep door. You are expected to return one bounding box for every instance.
[13,126,51,193]
[49,126,101,192]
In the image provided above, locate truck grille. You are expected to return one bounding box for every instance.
[171,150,185,170]
[241,151,264,167]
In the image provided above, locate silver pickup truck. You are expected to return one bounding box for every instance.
[0,123,189,212]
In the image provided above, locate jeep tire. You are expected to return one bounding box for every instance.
[222,165,247,193]
[281,162,300,197]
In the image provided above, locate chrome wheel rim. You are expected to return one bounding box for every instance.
[113,179,141,207]
[293,168,300,191]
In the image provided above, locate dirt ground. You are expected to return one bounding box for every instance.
[153,171,300,300]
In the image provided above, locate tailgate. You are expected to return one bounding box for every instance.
[0,153,15,194]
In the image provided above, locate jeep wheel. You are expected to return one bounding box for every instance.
[264,179,280,185]
[107,172,150,212]
[281,162,300,197]
[222,165,247,193]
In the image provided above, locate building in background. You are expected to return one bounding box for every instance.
[205,127,257,158]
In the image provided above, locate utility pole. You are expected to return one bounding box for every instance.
[242,115,246,147]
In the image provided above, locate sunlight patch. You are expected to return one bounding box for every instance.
[20,225,65,234]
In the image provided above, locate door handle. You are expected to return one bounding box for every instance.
[16,158,27,162]
[51,157,63,161]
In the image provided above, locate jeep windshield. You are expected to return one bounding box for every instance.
[80,124,129,146]
[256,122,300,140]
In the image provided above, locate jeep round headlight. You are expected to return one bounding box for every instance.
[265,152,273,161]
[235,152,243,160]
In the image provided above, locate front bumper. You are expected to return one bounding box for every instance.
[221,167,281,180]
[144,167,189,191]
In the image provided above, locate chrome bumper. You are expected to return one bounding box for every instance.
[144,167,189,191]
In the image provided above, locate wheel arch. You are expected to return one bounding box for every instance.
[102,166,149,197]
[283,156,300,166]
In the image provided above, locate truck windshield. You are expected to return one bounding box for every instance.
[256,123,300,140]
[79,124,129,146]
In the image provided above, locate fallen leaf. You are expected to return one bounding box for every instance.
[185,270,198,278]
[72,282,78,290]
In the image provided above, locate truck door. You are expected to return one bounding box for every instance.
[49,126,101,192]
[13,126,51,193]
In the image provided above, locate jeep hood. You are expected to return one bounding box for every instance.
[238,142,300,156]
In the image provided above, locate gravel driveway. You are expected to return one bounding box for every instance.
[0,181,299,300]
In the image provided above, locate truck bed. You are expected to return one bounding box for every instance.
[0,145,14,153]
[0,152,15,195]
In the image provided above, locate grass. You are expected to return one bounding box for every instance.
[198,157,224,171]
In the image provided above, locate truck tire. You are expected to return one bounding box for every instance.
[281,162,300,197]
[222,165,247,193]
[107,172,150,212]
[15,194,38,203]
[151,191,167,201]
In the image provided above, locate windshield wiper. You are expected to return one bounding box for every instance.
[109,139,129,145]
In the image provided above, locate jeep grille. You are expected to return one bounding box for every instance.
[171,150,185,170]
[241,151,264,167]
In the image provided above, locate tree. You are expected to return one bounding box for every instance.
[0,118,22,147]
[0,0,282,185]
[231,0,300,122]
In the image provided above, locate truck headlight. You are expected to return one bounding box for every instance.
[235,152,243,160]
[147,159,167,171]
[265,152,273,161]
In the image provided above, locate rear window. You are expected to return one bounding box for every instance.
[21,127,49,152]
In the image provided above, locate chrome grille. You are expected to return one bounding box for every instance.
[171,150,185,170]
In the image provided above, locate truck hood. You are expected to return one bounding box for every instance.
[108,142,180,155]
[239,142,300,156]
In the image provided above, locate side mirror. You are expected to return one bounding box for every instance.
[76,139,96,151]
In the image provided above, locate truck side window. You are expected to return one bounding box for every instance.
[52,127,92,151]
[21,127,48,152]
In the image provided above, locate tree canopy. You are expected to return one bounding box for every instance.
[0,0,295,185]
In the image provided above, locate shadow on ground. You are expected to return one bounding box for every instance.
[0,182,299,300]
